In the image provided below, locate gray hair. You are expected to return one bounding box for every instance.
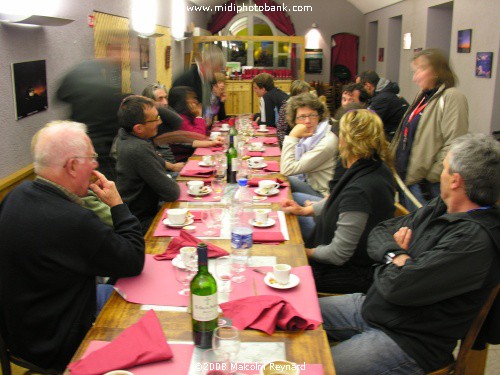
[142,83,167,101]
[32,121,89,173]
[448,133,500,206]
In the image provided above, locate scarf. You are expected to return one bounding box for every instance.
[294,120,330,181]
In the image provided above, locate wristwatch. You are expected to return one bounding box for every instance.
[384,250,407,264]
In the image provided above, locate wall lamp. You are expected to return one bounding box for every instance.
[0,13,73,26]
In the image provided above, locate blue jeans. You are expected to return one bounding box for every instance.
[292,192,322,241]
[401,182,440,212]
[96,284,114,317]
[320,294,424,375]
[288,176,324,197]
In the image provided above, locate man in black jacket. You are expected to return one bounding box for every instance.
[253,73,289,127]
[0,121,145,371]
[358,70,409,141]
[320,133,500,374]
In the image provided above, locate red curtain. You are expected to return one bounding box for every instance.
[331,33,359,82]
[253,0,295,36]
[207,0,238,34]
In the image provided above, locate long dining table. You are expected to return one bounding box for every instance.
[64,126,336,375]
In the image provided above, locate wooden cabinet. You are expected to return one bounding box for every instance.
[225,80,291,116]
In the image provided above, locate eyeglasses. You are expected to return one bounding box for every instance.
[296,114,320,121]
[145,115,161,123]
[73,152,99,161]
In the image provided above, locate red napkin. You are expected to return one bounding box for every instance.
[262,137,278,145]
[68,310,172,375]
[180,169,214,177]
[252,231,286,243]
[153,231,228,260]
[263,161,280,172]
[220,295,320,335]
[248,177,288,187]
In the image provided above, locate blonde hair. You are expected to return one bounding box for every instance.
[289,80,310,97]
[213,72,226,83]
[339,109,393,169]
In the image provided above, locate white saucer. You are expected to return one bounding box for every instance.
[264,273,300,289]
[198,161,215,167]
[257,129,270,132]
[249,163,268,169]
[255,187,279,196]
[249,218,276,228]
[162,217,194,228]
[248,147,265,152]
[188,187,212,196]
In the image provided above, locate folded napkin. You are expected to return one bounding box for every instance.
[263,161,280,172]
[68,310,172,375]
[250,137,277,145]
[248,177,288,187]
[220,295,320,335]
[180,169,214,177]
[252,231,286,243]
[153,231,228,260]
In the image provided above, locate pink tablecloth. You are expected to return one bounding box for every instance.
[246,147,281,157]
[229,266,322,323]
[153,209,221,237]
[193,147,225,156]
[179,160,214,177]
[80,340,194,375]
[115,255,190,306]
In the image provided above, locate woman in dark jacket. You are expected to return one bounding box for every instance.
[282,109,395,293]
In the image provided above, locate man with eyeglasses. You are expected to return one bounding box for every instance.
[0,121,145,371]
[115,95,181,234]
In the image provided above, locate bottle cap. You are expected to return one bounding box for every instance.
[237,178,248,187]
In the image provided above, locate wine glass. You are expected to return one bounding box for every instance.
[212,325,240,363]
[211,205,224,229]
[220,132,230,153]
[174,261,197,296]
[215,256,233,294]
[211,178,226,200]
[201,209,216,236]
[231,248,248,283]
[201,348,231,375]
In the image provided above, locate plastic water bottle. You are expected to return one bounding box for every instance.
[231,178,253,249]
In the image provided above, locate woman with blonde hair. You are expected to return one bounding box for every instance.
[282,109,395,293]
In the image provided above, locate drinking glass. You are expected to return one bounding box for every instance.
[220,132,230,153]
[215,256,233,293]
[211,205,225,229]
[211,178,226,200]
[201,349,231,375]
[174,262,197,296]
[231,248,248,283]
[212,326,240,363]
[201,209,216,236]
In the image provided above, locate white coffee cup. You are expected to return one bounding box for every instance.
[180,246,197,264]
[187,180,204,195]
[167,208,188,225]
[273,264,291,285]
[221,123,230,131]
[254,209,271,224]
[202,155,213,165]
[259,180,280,194]
[251,141,264,150]
[259,124,267,132]
[249,157,264,167]
[210,131,221,140]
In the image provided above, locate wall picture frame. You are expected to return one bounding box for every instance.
[457,29,472,53]
[475,52,493,78]
[11,60,48,120]
[378,48,384,62]
[139,37,150,70]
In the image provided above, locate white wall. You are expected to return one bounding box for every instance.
[0,0,209,179]
[361,0,500,135]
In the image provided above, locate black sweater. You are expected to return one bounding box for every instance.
[0,180,145,370]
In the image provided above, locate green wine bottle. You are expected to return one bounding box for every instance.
[227,133,238,184]
[190,243,218,348]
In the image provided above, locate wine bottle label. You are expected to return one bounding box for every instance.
[192,294,218,321]
[231,159,238,170]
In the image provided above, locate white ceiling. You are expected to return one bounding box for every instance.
[190,0,405,14]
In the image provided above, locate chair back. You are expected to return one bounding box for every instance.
[395,202,410,217]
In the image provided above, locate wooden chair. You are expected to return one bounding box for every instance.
[428,284,500,375]
[395,202,410,217]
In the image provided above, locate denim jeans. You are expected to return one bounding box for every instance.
[292,192,322,241]
[320,294,424,375]
[400,182,440,212]
[96,284,114,317]
[288,176,324,197]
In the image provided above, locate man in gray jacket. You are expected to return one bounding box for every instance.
[320,134,500,374]
[115,95,180,234]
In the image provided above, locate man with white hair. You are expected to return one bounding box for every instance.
[320,133,499,374]
[0,121,145,371]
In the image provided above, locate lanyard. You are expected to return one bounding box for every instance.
[402,97,429,151]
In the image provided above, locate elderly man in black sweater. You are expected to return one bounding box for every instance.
[0,121,145,371]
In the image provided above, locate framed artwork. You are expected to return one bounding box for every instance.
[139,37,149,70]
[457,29,472,53]
[378,48,384,62]
[475,52,493,78]
[165,46,171,70]
[305,49,323,73]
[11,60,48,120]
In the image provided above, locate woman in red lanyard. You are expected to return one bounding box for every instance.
[390,49,469,211]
